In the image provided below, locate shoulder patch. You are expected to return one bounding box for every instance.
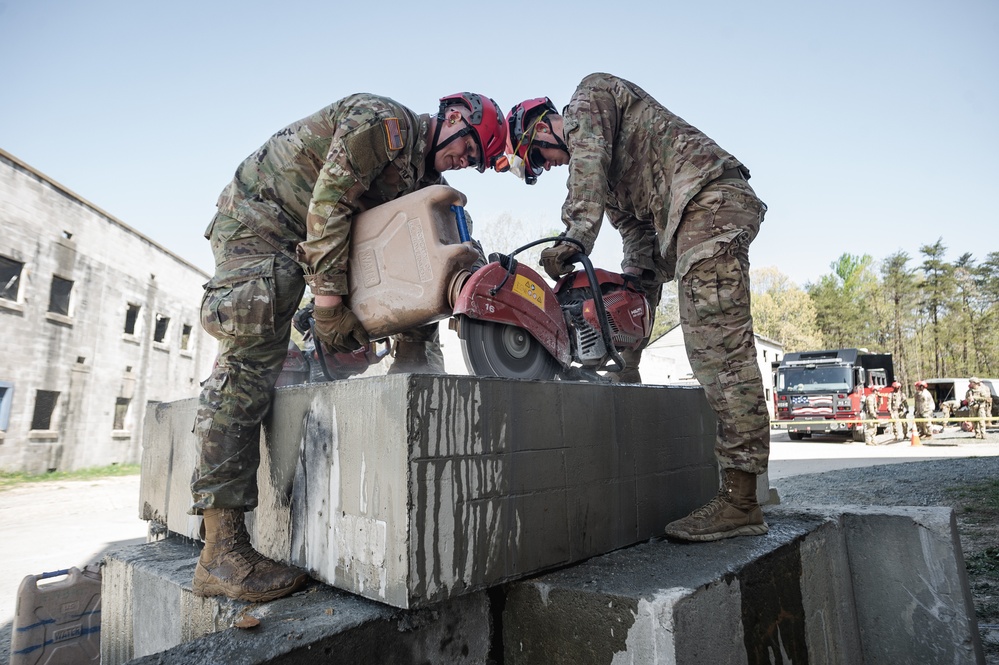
[384,118,403,151]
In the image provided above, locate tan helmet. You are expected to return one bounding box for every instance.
[970,376,981,384]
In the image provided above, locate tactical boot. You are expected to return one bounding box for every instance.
[664,469,768,542]
[387,340,444,375]
[193,508,309,602]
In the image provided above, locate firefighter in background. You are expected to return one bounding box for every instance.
[193,91,509,603]
[888,381,908,441]
[913,381,936,439]
[505,73,769,543]
[967,377,991,440]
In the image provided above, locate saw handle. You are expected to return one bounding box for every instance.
[567,251,626,374]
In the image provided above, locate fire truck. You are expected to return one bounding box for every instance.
[775,348,895,441]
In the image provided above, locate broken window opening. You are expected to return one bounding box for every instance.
[31,390,59,430]
[124,303,140,335]
[48,276,73,316]
[113,397,130,430]
[154,314,170,343]
[180,323,192,350]
[1,256,24,302]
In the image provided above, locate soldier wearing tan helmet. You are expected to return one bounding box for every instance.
[967,377,991,439]
[889,380,909,441]
[913,381,935,438]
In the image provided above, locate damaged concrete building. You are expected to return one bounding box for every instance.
[0,148,216,474]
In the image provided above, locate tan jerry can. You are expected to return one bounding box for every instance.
[347,184,480,339]
[11,567,101,665]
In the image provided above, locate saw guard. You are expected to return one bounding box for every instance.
[453,261,571,368]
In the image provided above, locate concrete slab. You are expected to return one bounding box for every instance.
[500,506,984,664]
[139,375,718,609]
[101,538,492,665]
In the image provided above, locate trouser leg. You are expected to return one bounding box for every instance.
[192,215,305,512]
[675,180,769,475]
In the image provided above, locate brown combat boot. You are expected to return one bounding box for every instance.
[664,469,768,542]
[387,340,444,374]
[193,508,309,602]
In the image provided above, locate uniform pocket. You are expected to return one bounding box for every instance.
[200,255,276,340]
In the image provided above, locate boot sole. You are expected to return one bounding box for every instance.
[665,522,769,543]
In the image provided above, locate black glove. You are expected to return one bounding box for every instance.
[539,243,578,281]
[312,303,370,354]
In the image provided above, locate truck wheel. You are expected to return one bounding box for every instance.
[789,432,804,441]
[852,427,865,442]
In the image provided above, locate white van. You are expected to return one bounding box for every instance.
[922,377,998,418]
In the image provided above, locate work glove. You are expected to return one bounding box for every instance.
[312,304,370,354]
[539,243,579,281]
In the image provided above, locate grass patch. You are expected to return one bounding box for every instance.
[0,464,140,491]
[947,478,999,511]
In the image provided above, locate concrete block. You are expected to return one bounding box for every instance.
[101,538,491,665]
[501,506,984,664]
[139,376,718,609]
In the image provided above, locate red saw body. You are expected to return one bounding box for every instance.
[453,254,652,381]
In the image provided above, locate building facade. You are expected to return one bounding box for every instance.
[0,148,216,474]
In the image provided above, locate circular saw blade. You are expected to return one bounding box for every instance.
[460,317,559,380]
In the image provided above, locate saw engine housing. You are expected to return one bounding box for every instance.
[555,270,652,367]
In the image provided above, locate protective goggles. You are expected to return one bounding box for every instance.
[509,110,550,182]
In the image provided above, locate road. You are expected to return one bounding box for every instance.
[2,428,997,660]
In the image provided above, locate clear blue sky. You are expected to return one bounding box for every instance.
[2,0,996,286]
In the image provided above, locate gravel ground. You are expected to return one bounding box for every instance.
[774,455,999,663]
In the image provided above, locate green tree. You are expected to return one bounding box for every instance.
[750,267,822,352]
[807,253,878,348]
[879,252,917,388]
[918,239,955,376]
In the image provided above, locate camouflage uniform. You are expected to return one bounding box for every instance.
[914,387,935,438]
[940,399,961,424]
[194,94,447,512]
[889,388,908,440]
[559,73,769,474]
[967,381,991,439]
[862,391,879,445]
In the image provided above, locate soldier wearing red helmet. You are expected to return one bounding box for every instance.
[506,73,769,544]
[192,90,507,604]
[434,93,510,173]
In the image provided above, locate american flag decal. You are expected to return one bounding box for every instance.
[790,394,834,416]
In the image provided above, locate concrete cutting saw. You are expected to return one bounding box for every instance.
[452,238,653,382]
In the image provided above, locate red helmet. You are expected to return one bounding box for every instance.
[506,97,561,184]
[438,93,509,172]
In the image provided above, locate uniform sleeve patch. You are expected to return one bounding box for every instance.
[384,118,403,151]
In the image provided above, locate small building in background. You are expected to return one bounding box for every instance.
[0,149,216,474]
[641,325,784,418]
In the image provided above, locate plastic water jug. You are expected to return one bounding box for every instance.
[347,185,479,339]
